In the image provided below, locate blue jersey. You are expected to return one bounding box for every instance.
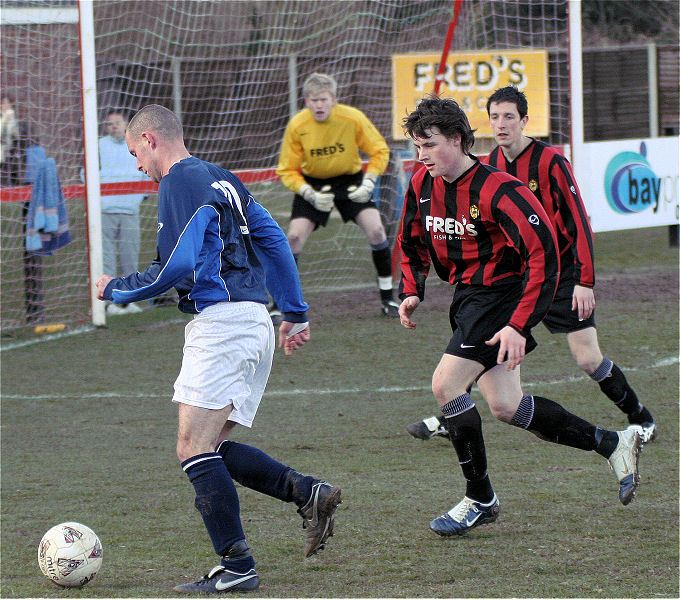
[103,156,308,322]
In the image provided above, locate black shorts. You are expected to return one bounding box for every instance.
[290,171,377,229]
[542,276,596,334]
[444,281,538,373]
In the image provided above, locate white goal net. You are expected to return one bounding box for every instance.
[1,0,571,334]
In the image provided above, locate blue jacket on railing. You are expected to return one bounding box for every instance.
[25,157,72,255]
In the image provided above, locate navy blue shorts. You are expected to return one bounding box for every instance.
[290,171,377,229]
[444,281,538,372]
[542,276,596,334]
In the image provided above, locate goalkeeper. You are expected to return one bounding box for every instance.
[275,72,399,317]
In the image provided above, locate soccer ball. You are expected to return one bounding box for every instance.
[37,522,103,587]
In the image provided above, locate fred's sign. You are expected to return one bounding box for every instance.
[392,49,549,139]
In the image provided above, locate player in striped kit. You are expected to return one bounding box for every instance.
[276,72,399,318]
[407,86,655,445]
[397,96,642,537]
[95,105,341,593]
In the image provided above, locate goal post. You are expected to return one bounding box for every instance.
[1,0,574,335]
[79,0,105,327]
[568,0,585,181]
[1,2,92,334]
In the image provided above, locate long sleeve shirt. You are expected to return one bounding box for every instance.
[397,158,559,337]
[103,156,308,322]
[485,139,594,287]
[276,103,389,193]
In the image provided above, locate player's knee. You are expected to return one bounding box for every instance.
[176,434,199,463]
[287,231,307,254]
[431,377,446,403]
[366,227,386,246]
[286,231,300,247]
[572,349,602,374]
[487,399,516,423]
[176,443,189,463]
[432,379,465,406]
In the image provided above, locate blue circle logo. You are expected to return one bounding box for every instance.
[604,142,659,214]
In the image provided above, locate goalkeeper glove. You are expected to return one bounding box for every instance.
[347,174,376,203]
[299,183,334,212]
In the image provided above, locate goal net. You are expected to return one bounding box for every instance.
[1,0,570,335]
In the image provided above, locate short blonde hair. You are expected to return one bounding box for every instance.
[302,73,337,98]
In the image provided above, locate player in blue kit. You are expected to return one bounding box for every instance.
[95,104,341,594]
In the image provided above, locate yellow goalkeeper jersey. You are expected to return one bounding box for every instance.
[276,103,389,193]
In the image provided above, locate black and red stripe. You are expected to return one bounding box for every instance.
[486,140,594,287]
[397,159,559,336]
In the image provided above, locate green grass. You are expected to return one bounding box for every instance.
[1,227,678,598]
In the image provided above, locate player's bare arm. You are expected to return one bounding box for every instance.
[485,325,526,370]
[572,284,595,321]
[399,296,421,330]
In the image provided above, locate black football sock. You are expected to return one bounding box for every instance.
[589,357,642,417]
[216,440,313,504]
[379,287,394,303]
[510,395,618,458]
[627,404,654,426]
[371,242,394,302]
[435,383,473,429]
[442,394,494,502]
[182,453,254,570]
[371,241,392,277]
[220,539,255,571]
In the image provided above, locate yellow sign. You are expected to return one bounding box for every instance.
[392,49,549,140]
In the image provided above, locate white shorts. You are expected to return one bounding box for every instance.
[172,301,275,427]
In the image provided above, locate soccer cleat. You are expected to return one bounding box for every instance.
[381,300,400,317]
[406,416,450,440]
[429,495,500,536]
[626,421,656,444]
[125,303,142,314]
[608,428,642,505]
[297,480,342,557]
[173,565,259,594]
[106,303,127,315]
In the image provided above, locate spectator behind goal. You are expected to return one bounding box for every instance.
[98,110,149,316]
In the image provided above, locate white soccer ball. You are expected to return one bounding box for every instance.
[37,522,103,587]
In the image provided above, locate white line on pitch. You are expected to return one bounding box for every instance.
[0,326,97,351]
[1,356,677,401]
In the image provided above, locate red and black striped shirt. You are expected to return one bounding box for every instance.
[485,139,594,287]
[398,158,559,337]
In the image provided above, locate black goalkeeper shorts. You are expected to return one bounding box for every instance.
[290,171,377,229]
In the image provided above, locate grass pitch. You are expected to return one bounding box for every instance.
[1,227,678,598]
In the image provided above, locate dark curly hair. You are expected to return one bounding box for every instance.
[402,95,475,153]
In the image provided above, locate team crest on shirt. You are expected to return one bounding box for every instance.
[469,204,479,220]
[528,179,538,192]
